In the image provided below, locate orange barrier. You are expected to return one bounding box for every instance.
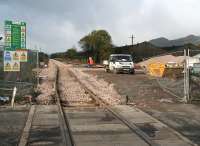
[148,63,166,77]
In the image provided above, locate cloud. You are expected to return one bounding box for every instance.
[0,0,200,53]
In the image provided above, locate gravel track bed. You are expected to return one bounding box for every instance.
[55,61,92,106]
[53,60,122,106]
[36,61,58,104]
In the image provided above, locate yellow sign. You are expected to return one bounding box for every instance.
[4,61,12,71]
[4,61,20,72]
[13,51,20,61]
[17,50,27,62]
[3,50,27,72]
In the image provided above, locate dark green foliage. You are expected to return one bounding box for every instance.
[79,30,113,63]
[50,52,66,59]
[66,48,78,59]
[50,30,200,63]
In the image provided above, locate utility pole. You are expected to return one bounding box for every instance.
[129,35,135,46]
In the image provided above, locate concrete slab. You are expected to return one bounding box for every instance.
[64,107,149,146]
[0,106,29,146]
[28,105,64,146]
[112,105,193,146]
[28,126,62,146]
[32,113,59,126]
[71,123,130,132]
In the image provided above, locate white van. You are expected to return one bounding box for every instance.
[104,54,135,74]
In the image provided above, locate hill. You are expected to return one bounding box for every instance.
[150,35,200,47]
[112,42,166,62]
[113,42,200,62]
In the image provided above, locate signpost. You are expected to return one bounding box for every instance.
[3,51,20,72]
[3,20,27,72]
[4,20,26,51]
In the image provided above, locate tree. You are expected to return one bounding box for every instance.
[79,30,113,63]
[66,48,77,59]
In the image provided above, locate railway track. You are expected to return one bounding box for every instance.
[18,61,195,146]
[56,66,158,146]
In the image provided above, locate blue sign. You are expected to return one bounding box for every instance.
[4,51,12,61]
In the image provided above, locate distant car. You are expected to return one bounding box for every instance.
[103,54,135,74]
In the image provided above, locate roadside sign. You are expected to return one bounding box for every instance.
[11,24,21,50]
[3,50,22,72]
[4,61,12,71]
[3,20,27,72]
[17,50,28,62]
[12,61,20,71]
[4,51,12,61]
[4,20,26,51]
[13,51,20,61]
[4,60,20,72]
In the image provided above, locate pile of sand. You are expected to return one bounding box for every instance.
[139,55,185,68]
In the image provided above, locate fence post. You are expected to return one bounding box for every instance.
[187,49,190,102]
[184,49,190,103]
[184,49,186,102]
[11,86,17,108]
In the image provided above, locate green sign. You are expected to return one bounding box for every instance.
[4,20,26,51]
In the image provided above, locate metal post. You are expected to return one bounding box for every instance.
[11,86,17,108]
[184,49,190,103]
[184,49,187,102]
[36,48,39,88]
[187,49,190,102]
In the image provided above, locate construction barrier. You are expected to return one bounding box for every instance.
[148,63,165,77]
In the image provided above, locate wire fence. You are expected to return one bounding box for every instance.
[189,62,200,101]
[0,49,37,99]
[154,50,200,102]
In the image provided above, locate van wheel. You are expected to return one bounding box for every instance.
[114,68,118,74]
[105,68,110,73]
[129,69,135,74]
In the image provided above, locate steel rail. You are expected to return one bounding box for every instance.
[68,69,160,146]
[56,68,75,146]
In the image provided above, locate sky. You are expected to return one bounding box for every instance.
[0,0,200,53]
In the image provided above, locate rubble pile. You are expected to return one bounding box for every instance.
[36,61,58,104]
[54,62,92,106]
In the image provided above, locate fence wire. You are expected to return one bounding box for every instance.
[0,49,37,99]
[155,50,200,102]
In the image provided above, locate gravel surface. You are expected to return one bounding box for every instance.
[36,61,57,104]
[69,67,121,105]
[54,61,92,106]
[53,60,121,105]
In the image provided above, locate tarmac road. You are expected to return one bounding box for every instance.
[0,106,29,146]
